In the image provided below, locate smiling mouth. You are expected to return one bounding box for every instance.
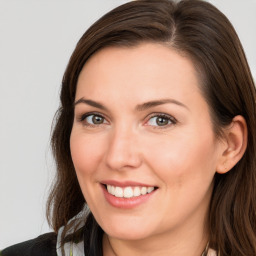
[103,184,158,198]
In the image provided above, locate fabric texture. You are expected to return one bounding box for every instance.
[1,233,57,256]
[56,226,84,256]
[1,226,217,256]
[208,249,217,256]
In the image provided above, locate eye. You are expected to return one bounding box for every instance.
[146,114,176,127]
[79,113,108,126]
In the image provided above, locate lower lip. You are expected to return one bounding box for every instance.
[101,185,157,209]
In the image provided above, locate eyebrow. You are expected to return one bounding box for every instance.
[135,99,189,111]
[74,98,189,111]
[74,98,108,111]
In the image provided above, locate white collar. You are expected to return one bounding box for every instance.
[56,208,87,256]
[207,248,217,256]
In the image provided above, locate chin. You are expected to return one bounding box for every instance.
[100,217,156,241]
[106,229,152,241]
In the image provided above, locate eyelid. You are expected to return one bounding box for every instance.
[75,111,177,128]
[144,112,177,128]
[77,111,109,125]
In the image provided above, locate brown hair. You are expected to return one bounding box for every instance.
[47,0,256,255]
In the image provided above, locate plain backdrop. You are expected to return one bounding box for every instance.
[0,0,255,249]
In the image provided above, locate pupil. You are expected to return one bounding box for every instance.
[156,117,168,126]
[93,115,103,124]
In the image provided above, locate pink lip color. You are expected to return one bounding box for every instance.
[101,184,157,209]
[101,180,155,187]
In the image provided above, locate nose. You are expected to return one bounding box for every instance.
[105,126,142,171]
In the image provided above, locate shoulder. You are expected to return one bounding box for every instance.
[1,232,57,256]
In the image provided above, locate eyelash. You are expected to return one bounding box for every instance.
[145,113,177,129]
[78,112,108,128]
[77,112,177,129]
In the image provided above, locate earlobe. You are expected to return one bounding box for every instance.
[216,115,248,174]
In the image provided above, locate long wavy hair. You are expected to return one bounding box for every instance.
[47,0,256,255]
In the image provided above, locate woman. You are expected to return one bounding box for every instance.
[2,0,255,255]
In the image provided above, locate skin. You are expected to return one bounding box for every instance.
[70,43,245,256]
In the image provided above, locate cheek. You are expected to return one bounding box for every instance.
[70,131,106,177]
[143,129,218,186]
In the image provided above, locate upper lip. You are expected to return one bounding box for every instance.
[101,180,157,188]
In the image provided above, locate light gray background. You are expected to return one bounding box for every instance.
[0,0,255,249]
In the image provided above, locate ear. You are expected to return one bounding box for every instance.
[216,115,248,174]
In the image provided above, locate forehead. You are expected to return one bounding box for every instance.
[76,43,204,106]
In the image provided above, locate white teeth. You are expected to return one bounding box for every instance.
[141,187,147,195]
[124,187,133,198]
[147,187,154,193]
[110,185,115,195]
[133,187,141,197]
[114,187,123,197]
[107,185,111,193]
[106,185,155,198]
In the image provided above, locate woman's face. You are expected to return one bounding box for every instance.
[70,43,224,241]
